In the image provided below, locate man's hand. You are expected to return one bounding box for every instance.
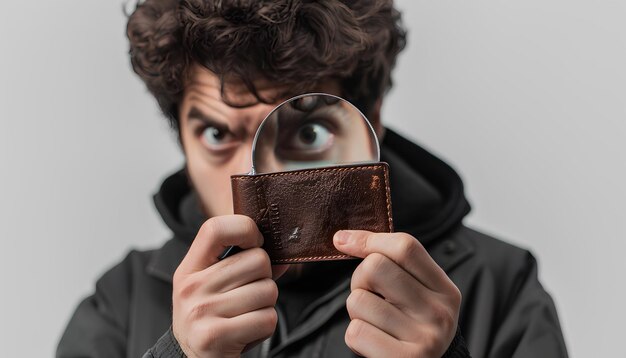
[334,230,461,358]
[172,215,287,358]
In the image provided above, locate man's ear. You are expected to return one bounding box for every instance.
[369,98,385,141]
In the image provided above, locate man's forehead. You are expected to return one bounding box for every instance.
[185,64,292,107]
[185,64,342,108]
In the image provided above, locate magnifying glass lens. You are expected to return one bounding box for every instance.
[252,94,379,174]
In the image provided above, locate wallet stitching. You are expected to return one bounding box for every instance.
[272,254,351,263]
[382,164,394,232]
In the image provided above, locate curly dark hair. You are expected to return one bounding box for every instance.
[127,0,406,131]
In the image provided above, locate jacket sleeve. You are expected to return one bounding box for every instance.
[142,328,186,358]
[488,252,569,358]
[442,327,472,358]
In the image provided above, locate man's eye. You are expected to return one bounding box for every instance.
[289,123,334,151]
[201,126,234,149]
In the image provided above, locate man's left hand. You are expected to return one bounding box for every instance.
[333,230,461,358]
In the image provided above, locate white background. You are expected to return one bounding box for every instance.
[0,0,624,356]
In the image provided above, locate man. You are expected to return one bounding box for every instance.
[57,0,568,357]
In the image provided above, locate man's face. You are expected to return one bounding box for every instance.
[179,65,342,217]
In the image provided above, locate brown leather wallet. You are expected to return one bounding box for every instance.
[231,162,394,264]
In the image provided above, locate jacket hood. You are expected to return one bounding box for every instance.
[154,128,471,248]
[380,128,471,246]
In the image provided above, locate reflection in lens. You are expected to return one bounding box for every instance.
[252,93,379,174]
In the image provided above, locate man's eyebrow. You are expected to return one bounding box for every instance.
[187,106,228,129]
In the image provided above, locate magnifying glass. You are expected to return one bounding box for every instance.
[250,93,380,174]
[224,93,393,263]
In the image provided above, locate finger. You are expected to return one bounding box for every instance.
[178,215,263,274]
[334,230,450,292]
[223,307,278,347]
[345,319,404,358]
[351,254,460,331]
[203,248,272,293]
[346,288,415,342]
[213,279,278,318]
[350,253,430,312]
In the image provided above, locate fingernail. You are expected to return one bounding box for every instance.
[335,231,352,245]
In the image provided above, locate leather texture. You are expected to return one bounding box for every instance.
[231,163,394,264]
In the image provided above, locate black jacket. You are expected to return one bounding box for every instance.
[57,129,568,357]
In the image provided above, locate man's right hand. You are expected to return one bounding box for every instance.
[172,215,286,358]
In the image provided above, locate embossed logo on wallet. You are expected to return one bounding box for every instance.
[254,182,284,251]
[258,203,303,251]
[268,203,282,250]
